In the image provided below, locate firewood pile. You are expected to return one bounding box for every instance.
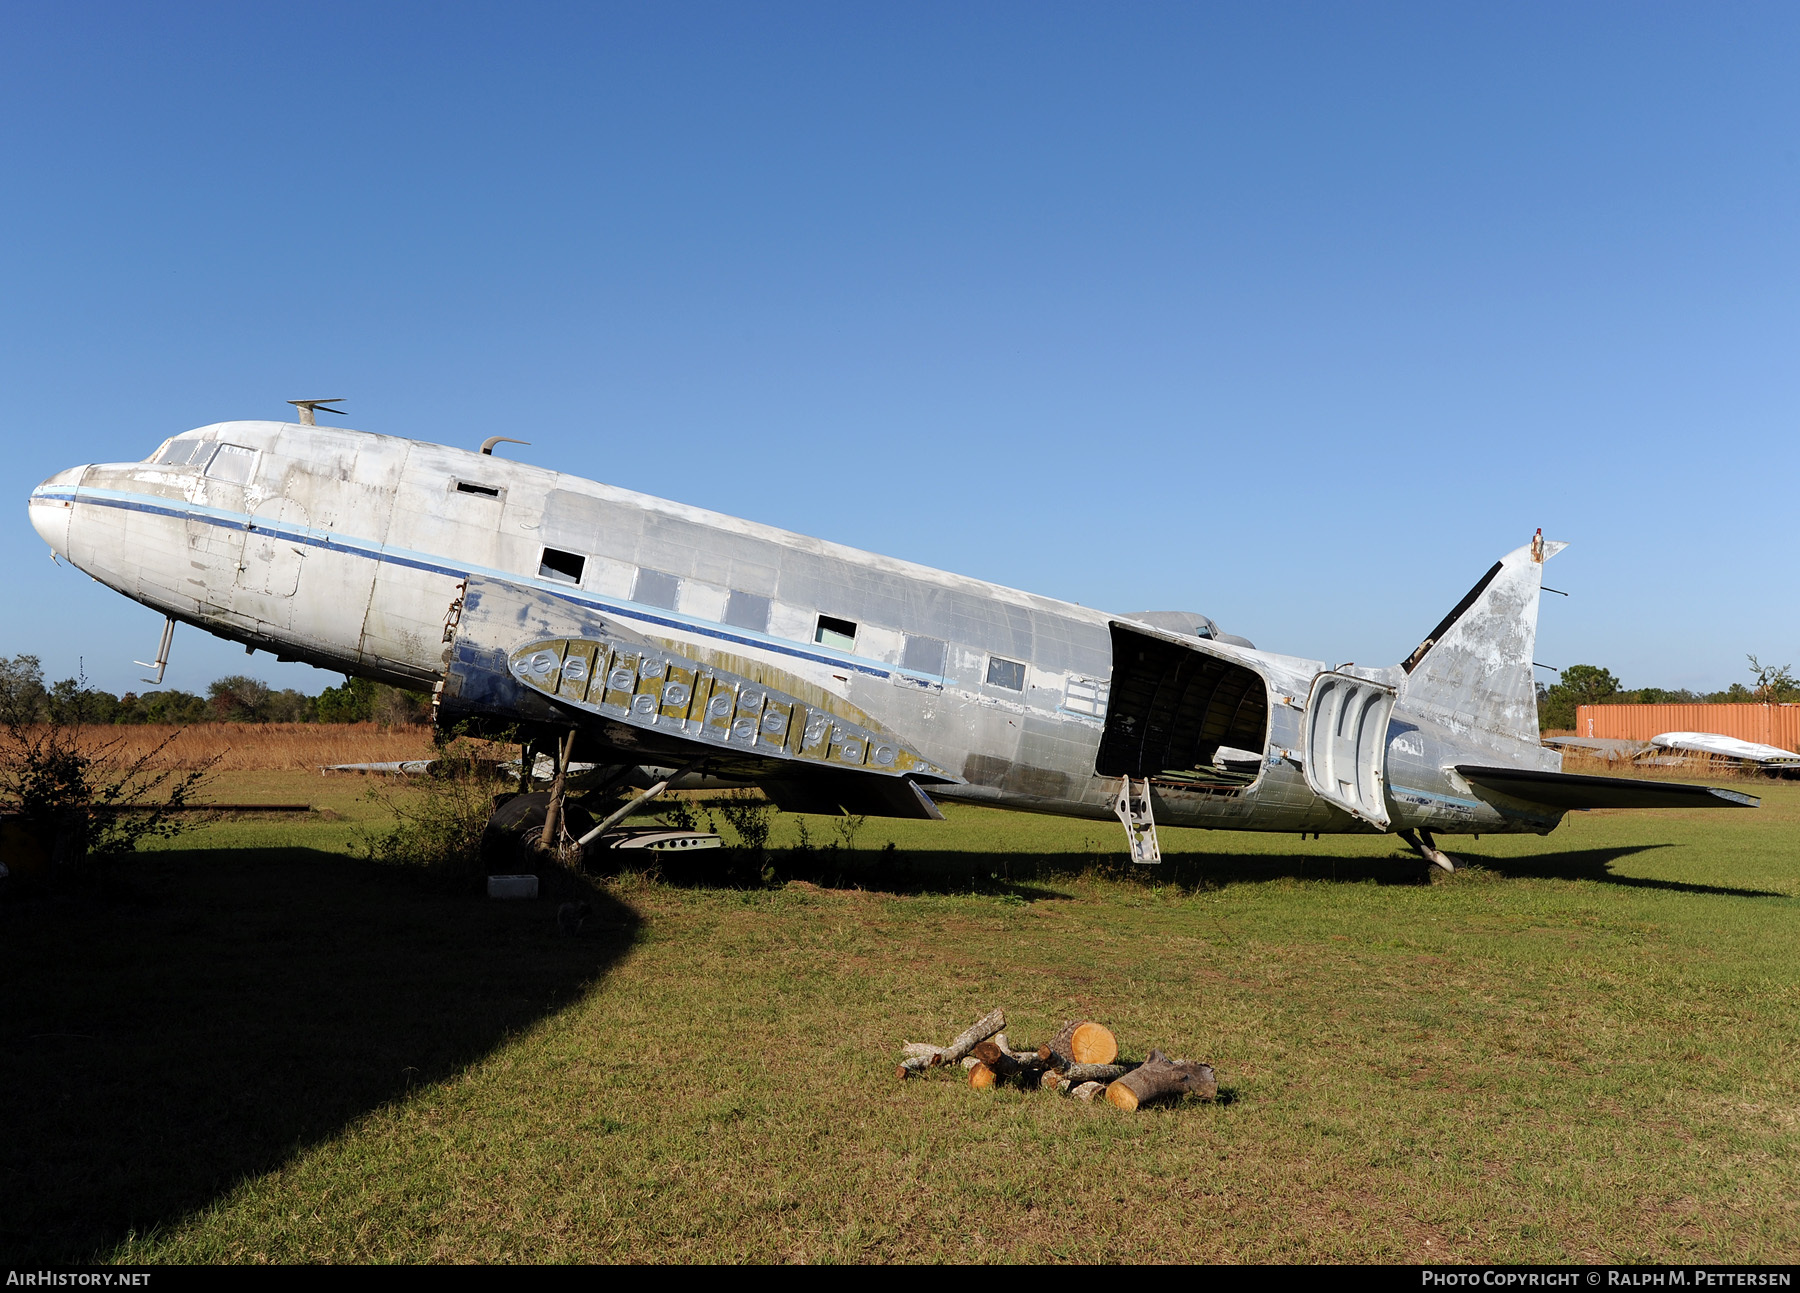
[896,1007,1217,1111]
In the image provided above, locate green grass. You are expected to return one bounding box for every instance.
[3,774,1797,1263]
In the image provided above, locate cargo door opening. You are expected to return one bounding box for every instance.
[1097,623,1270,788]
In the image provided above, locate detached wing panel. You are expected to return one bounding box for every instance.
[439,575,955,817]
[1456,765,1759,811]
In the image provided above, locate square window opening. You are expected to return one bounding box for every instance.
[723,590,771,633]
[634,568,681,610]
[539,547,586,585]
[454,480,502,499]
[901,634,947,676]
[986,656,1027,691]
[815,614,858,652]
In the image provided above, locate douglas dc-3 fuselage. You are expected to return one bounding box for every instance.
[28,415,1755,866]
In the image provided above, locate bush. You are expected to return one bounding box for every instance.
[0,658,212,886]
[360,734,504,891]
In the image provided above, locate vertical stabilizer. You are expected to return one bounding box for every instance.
[1397,531,1566,748]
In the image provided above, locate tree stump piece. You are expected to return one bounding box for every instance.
[969,1061,999,1090]
[1071,1081,1107,1102]
[1104,1050,1217,1111]
[1038,1020,1118,1068]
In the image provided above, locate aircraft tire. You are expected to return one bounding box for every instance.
[481,792,598,869]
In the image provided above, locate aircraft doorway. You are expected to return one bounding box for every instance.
[1301,672,1395,827]
[1096,623,1270,787]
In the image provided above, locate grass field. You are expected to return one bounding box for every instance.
[3,769,1796,1264]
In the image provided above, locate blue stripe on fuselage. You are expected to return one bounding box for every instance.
[39,485,906,681]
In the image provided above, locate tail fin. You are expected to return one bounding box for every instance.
[1397,530,1565,746]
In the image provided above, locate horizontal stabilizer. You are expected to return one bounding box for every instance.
[1456,765,1760,811]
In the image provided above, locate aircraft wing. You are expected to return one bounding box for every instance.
[1456,765,1760,811]
[438,575,956,819]
[1650,731,1800,766]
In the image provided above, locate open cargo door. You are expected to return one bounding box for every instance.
[1304,672,1395,827]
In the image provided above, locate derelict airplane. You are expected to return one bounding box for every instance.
[26,402,1756,868]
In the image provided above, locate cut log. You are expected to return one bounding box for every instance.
[1071,1081,1107,1102]
[939,1008,1006,1065]
[960,1056,981,1070]
[897,1055,934,1080]
[990,1032,1038,1063]
[970,1039,1047,1087]
[1104,1050,1217,1111]
[969,1061,998,1090]
[1060,1061,1133,1085]
[1038,1019,1118,1068]
[900,1042,943,1062]
[1040,1070,1070,1094]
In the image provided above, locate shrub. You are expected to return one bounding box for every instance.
[359,733,505,891]
[0,659,212,885]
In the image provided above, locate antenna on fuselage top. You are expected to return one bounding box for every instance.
[288,398,346,426]
[480,436,530,456]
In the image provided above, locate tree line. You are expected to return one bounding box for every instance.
[0,655,431,727]
[5,651,1791,735]
[1537,656,1798,731]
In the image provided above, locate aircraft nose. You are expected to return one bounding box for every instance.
[28,466,87,557]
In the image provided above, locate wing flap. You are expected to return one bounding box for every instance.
[1456,765,1759,810]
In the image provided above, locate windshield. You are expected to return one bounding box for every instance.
[152,438,207,466]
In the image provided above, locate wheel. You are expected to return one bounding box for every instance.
[481,792,597,869]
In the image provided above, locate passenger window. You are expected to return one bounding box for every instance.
[539,548,585,585]
[901,634,947,676]
[815,615,857,652]
[634,568,681,610]
[723,590,771,633]
[986,656,1026,691]
[154,439,204,466]
[203,443,256,484]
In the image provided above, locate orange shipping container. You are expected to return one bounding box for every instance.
[1573,703,1800,751]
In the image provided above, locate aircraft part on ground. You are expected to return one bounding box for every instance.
[1650,731,1800,766]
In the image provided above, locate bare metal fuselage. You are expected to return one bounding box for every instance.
[29,420,1566,836]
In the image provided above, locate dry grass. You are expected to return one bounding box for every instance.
[62,723,440,771]
[1557,747,1770,780]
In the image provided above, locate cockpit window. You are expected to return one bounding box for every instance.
[203,443,256,484]
[154,439,206,466]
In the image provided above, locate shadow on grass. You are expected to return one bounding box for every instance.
[641,839,1787,901]
[635,843,1440,898]
[1461,844,1786,898]
[0,846,638,1264]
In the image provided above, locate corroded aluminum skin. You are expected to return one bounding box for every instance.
[29,420,1566,835]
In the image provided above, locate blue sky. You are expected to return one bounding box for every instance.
[3,2,1795,697]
